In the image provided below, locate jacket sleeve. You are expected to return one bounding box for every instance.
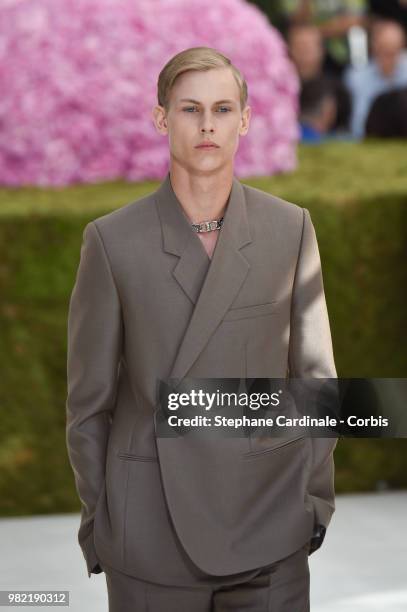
[288,208,338,531]
[288,208,336,379]
[66,221,123,577]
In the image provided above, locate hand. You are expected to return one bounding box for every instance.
[308,524,326,556]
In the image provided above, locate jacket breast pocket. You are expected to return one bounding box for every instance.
[222,301,279,322]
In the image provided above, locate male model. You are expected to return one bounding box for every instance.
[66,46,337,611]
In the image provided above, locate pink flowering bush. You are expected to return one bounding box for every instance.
[0,0,300,187]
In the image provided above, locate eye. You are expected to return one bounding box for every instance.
[181,106,232,113]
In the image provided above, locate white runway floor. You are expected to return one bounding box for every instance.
[1,491,406,611]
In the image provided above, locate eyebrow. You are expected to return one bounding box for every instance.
[179,98,236,105]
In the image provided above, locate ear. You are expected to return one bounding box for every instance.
[151,105,168,135]
[239,105,251,136]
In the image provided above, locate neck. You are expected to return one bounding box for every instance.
[168,162,233,224]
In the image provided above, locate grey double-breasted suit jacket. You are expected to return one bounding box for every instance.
[66,171,338,584]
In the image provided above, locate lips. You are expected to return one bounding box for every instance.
[195,141,219,148]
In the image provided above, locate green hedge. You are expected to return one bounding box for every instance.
[0,141,406,516]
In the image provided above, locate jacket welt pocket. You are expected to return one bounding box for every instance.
[242,435,306,459]
[222,301,279,322]
[117,451,158,462]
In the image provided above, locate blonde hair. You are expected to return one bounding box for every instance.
[157,46,248,111]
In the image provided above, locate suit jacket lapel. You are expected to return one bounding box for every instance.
[155,172,211,305]
[155,171,252,383]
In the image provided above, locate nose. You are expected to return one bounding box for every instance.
[200,112,215,133]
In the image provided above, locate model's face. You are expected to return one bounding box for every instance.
[152,68,250,174]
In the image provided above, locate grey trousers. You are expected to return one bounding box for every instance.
[102,542,310,612]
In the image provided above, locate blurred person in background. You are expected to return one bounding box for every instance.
[287,22,327,79]
[287,0,407,35]
[284,0,368,71]
[343,19,407,138]
[368,0,407,36]
[286,22,351,135]
[285,0,407,56]
[365,86,407,137]
[299,77,340,142]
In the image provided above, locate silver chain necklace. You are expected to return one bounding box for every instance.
[191,217,224,233]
